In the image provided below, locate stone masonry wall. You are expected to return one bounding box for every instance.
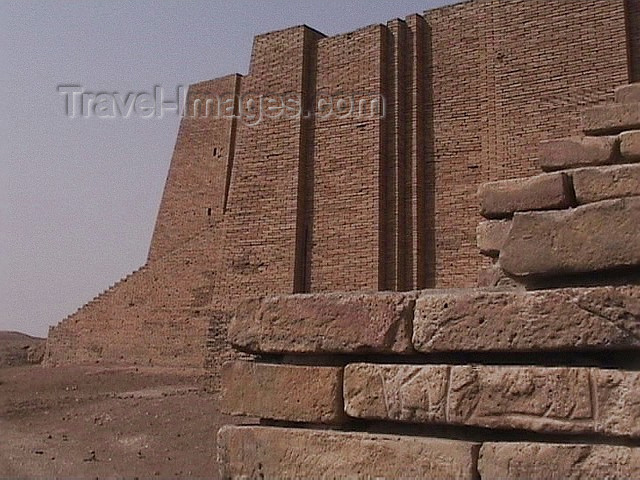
[217,83,640,479]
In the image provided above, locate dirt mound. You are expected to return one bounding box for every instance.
[0,331,46,367]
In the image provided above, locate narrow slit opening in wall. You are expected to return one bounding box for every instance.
[207,208,212,216]
[213,147,218,157]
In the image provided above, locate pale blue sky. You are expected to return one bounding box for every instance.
[1,1,460,337]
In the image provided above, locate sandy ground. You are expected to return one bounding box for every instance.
[0,364,253,479]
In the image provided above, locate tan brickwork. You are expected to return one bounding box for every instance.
[148,76,239,262]
[218,26,324,297]
[47,0,639,373]
[424,0,630,287]
[46,226,232,368]
[311,25,386,291]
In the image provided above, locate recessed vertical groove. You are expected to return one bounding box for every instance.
[421,19,436,289]
[294,28,323,293]
[223,74,242,214]
[626,0,640,82]
[379,25,395,291]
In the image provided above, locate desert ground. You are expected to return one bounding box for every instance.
[0,333,251,479]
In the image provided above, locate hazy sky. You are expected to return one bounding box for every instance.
[1,0,460,337]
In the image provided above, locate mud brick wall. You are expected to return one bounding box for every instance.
[424,0,630,287]
[46,77,244,369]
[219,26,324,297]
[47,0,640,370]
[148,76,239,262]
[45,226,234,368]
[311,26,386,291]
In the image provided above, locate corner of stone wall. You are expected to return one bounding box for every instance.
[476,82,640,290]
[215,83,640,479]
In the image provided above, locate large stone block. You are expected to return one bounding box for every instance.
[343,364,640,437]
[476,220,511,257]
[538,136,619,171]
[479,443,640,479]
[621,130,640,161]
[478,173,574,219]
[570,164,640,204]
[500,197,640,277]
[228,292,415,354]
[217,425,480,480]
[582,103,640,135]
[220,361,344,424]
[413,287,640,353]
[616,83,640,104]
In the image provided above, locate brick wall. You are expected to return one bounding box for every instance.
[46,226,224,367]
[311,25,386,291]
[217,26,325,298]
[424,0,630,287]
[46,76,243,369]
[46,223,245,380]
[147,75,239,262]
[46,0,638,369]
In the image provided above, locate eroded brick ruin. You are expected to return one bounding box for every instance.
[46,0,640,476]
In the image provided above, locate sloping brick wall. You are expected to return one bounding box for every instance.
[147,75,239,262]
[46,226,222,367]
[46,0,638,369]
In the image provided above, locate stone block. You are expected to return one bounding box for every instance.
[621,130,640,161]
[476,220,511,257]
[615,83,640,104]
[571,164,640,204]
[228,292,415,355]
[538,136,619,171]
[476,264,521,289]
[593,368,640,438]
[217,425,480,480]
[582,103,640,135]
[343,364,640,437]
[478,172,574,219]
[220,361,344,423]
[479,443,640,479]
[499,197,640,277]
[413,286,640,353]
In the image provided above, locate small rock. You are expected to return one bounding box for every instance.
[83,450,97,462]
